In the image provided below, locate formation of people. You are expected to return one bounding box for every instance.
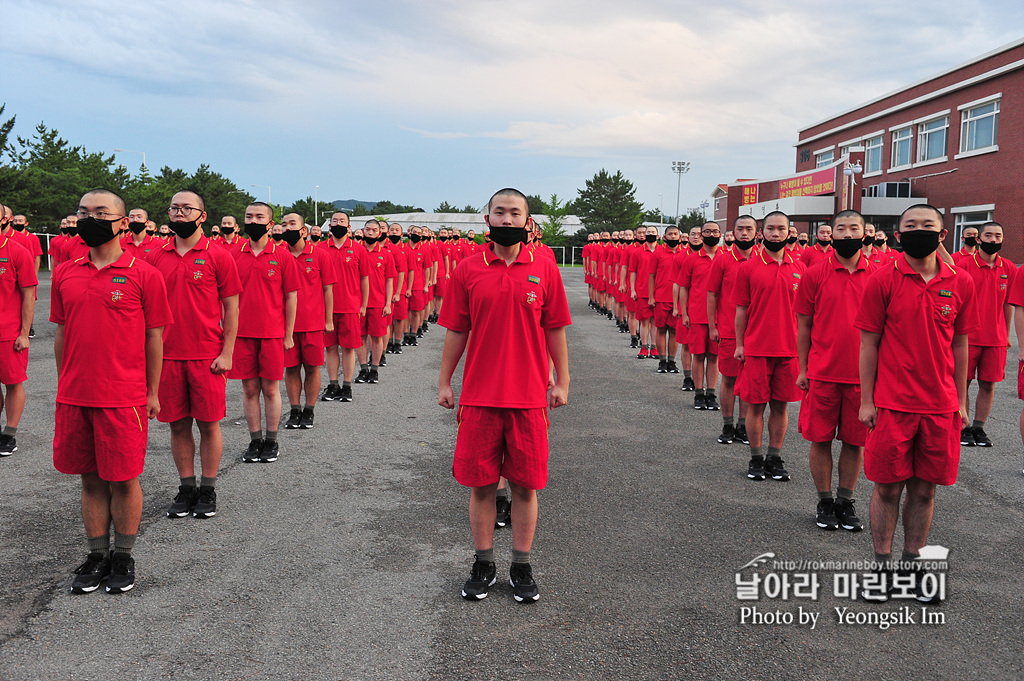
[582,206,1019,603]
[1,188,562,601]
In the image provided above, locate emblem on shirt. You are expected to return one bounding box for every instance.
[526,291,537,305]
[0,257,7,263]
[193,270,204,280]
[0,267,6,275]
[111,290,124,302]
[195,258,206,265]
[267,269,277,277]
[528,275,540,284]
[112,276,127,284]
[939,305,952,317]
[269,260,279,265]
[306,266,314,274]
[306,257,313,263]
[938,290,952,298]
[345,257,352,263]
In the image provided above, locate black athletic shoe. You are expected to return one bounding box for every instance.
[693,393,707,410]
[166,485,198,518]
[0,433,17,456]
[509,563,540,603]
[386,340,395,354]
[354,368,370,384]
[960,427,976,446]
[815,498,839,530]
[495,497,511,528]
[765,455,791,481]
[320,384,341,401]
[242,439,263,463]
[735,424,750,445]
[704,394,720,411]
[378,353,387,368]
[416,329,424,339]
[192,486,217,519]
[284,407,302,429]
[657,359,668,373]
[972,426,992,447]
[681,376,695,392]
[629,336,639,348]
[299,407,314,429]
[259,440,279,463]
[28,326,35,339]
[338,385,353,402]
[105,553,136,593]
[666,360,679,374]
[409,335,419,347]
[393,340,402,354]
[860,567,893,603]
[401,334,410,346]
[71,551,112,594]
[747,456,765,481]
[717,424,735,444]
[367,367,379,384]
[834,497,864,531]
[911,567,944,605]
[461,556,497,600]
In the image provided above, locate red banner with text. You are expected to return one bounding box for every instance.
[778,167,836,199]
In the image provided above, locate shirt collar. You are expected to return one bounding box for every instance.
[482,243,534,266]
[826,252,869,272]
[893,252,957,281]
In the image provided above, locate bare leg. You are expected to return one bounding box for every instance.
[169,418,197,478]
[469,483,498,551]
[508,482,539,552]
[260,378,282,433]
[766,400,789,449]
[808,441,834,493]
[870,480,906,555]
[196,420,224,479]
[836,442,864,491]
[902,477,936,554]
[303,364,321,407]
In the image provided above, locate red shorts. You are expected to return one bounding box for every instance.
[285,330,325,368]
[968,345,1006,383]
[798,380,867,446]
[595,279,606,293]
[718,337,743,378]
[434,276,447,298]
[625,294,638,314]
[410,288,427,311]
[361,308,388,337]
[0,340,28,385]
[737,356,801,404]
[688,323,719,356]
[653,302,674,328]
[636,300,654,321]
[325,312,363,349]
[392,295,409,321]
[864,408,961,486]
[228,337,285,381]
[453,405,550,490]
[53,403,148,481]
[158,358,228,423]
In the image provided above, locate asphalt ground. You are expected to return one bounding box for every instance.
[1,267,1023,681]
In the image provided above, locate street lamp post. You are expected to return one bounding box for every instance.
[114,148,146,170]
[315,185,319,226]
[659,193,664,226]
[251,184,272,206]
[699,200,710,221]
[672,161,690,226]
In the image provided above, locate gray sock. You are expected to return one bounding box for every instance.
[475,547,494,563]
[683,370,692,379]
[113,533,136,556]
[2,425,16,436]
[875,552,892,569]
[180,476,197,489]
[342,381,352,388]
[767,446,782,459]
[265,431,278,443]
[495,487,508,500]
[87,534,110,554]
[511,549,530,565]
[329,380,339,387]
[723,415,734,426]
[737,416,746,427]
[202,475,216,489]
[250,430,262,442]
[837,487,854,500]
[706,389,716,398]
[818,490,833,500]
[972,419,984,429]
[361,363,369,371]
[750,446,763,459]
[302,404,314,413]
[901,550,920,563]
[695,388,705,396]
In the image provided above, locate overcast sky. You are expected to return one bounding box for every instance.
[2,0,1021,215]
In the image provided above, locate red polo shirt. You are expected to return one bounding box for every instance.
[961,251,1015,347]
[122,234,160,260]
[407,243,428,289]
[147,236,243,360]
[5,228,42,260]
[647,245,679,303]
[386,240,410,284]
[49,234,68,262]
[794,253,875,384]
[0,237,37,340]
[952,248,976,266]
[439,244,572,409]
[855,254,979,414]
[291,242,338,333]
[733,249,805,357]
[364,243,397,308]
[232,239,301,338]
[630,246,657,297]
[60,236,90,264]
[676,247,717,322]
[50,251,173,407]
[319,237,371,313]
[800,243,830,269]
[215,236,244,252]
[705,246,751,339]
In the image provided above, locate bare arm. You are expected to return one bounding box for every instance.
[1015,305,1024,361]
[707,291,719,342]
[796,314,813,390]
[211,294,239,374]
[145,326,164,419]
[283,290,297,349]
[323,284,334,331]
[438,330,469,409]
[858,330,881,428]
[953,333,969,427]
[734,305,748,360]
[678,286,690,327]
[360,276,369,316]
[545,326,570,408]
[13,285,36,352]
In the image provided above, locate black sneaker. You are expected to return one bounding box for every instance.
[461,556,497,600]
[105,553,136,593]
[259,440,279,463]
[972,426,992,447]
[320,384,341,401]
[409,334,419,346]
[393,340,403,354]
[495,497,511,528]
[681,376,695,392]
[284,407,302,429]
[765,455,791,481]
[704,394,720,411]
[378,353,387,368]
[629,336,639,349]
[666,360,679,374]
[860,567,893,603]
[299,407,314,429]
[911,566,944,605]
[242,439,263,463]
[166,485,198,518]
[717,424,735,444]
[192,485,217,519]
[401,334,410,346]
[693,393,706,410]
[338,385,353,402]
[735,424,750,445]
[367,367,379,384]
[28,325,35,339]
[70,551,112,594]
[386,340,395,354]
[416,329,424,339]
[747,456,765,481]
[834,497,864,531]
[0,433,17,456]
[960,427,976,446]
[354,368,370,384]
[657,359,668,373]
[815,498,839,530]
[509,563,540,603]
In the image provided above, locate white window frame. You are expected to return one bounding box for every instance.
[864,134,884,177]
[915,114,949,166]
[956,96,999,158]
[815,148,835,168]
[889,125,913,171]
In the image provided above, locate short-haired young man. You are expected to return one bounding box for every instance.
[857,204,978,603]
[53,189,172,594]
[676,221,723,409]
[438,188,570,603]
[800,223,833,269]
[319,212,369,402]
[952,226,979,266]
[356,220,395,384]
[629,226,658,359]
[648,225,682,373]
[0,218,37,455]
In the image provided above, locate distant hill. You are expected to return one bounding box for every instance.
[331,199,379,211]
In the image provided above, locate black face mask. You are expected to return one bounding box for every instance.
[703,235,721,247]
[221,227,235,236]
[664,239,680,248]
[817,238,832,248]
[128,221,147,235]
[489,226,527,247]
[77,216,121,248]
[832,238,863,259]
[388,234,401,244]
[898,230,941,259]
[798,239,808,246]
[635,237,644,244]
[353,236,363,242]
[762,239,787,252]
[146,229,157,237]
[645,234,658,244]
[330,224,349,239]
[409,234,422,243]
[245,222,269,241]
[874,238,886,247]
[365,234,382,245]
[734,238,756,251]
[282,230,302,247]
[271,232,284,241]
[863,236,875,246]
[689,242,702,251]
[67,227,79,237]
[170,219,200,239]
[12,223,26,232]
[978,241,1002,255]
[309,234,321,242]
[963,237,977,247]
[786,236,798,245]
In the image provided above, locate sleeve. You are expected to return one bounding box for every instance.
[14,244,38,288]
[953,273,980,336]
[793,266,818,316]
[706,257,725,295]
[437,264,471,332]
[215,249,244,299]
[358,248,371,276]
[49,265,67,324]
[318,249,338,286]
[854,272,887,333]
[541,264,573,329]
[733,262,752,308]
[24,234,42,257]
[1006,263,1024,307]
[385,251,397,278]
[142,266,174,329]
[1000,261,1017,306]
[280,252,301,293]
[677,256,694,289]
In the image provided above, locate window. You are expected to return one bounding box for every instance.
[864,135,883,174]
[815,149,834,168]
[917,116,948,162]
[953,210,993,249]
[714,199,721,211]
[960,100,999,153]
[891,127,912,169]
